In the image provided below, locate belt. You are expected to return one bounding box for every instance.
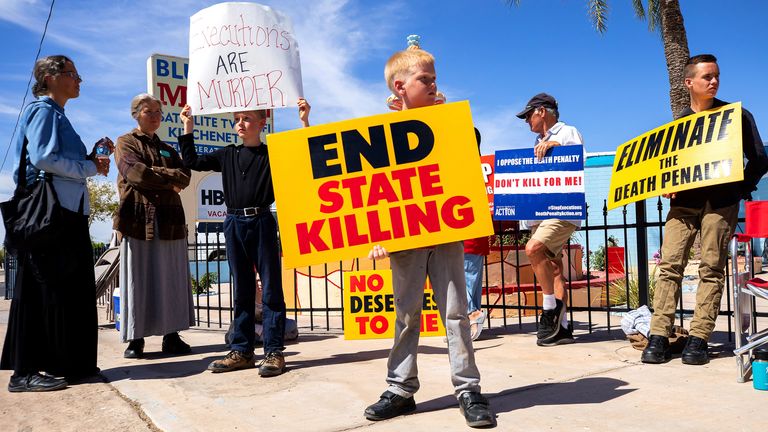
[227,207,271,216]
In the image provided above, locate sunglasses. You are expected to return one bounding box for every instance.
[58,71,83,81]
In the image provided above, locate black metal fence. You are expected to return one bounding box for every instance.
[3,199,764,341]
[183,199,765,340]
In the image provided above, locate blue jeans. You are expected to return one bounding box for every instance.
[224,213,285,354]
[464,253,484,313]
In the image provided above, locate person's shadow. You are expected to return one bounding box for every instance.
[417,377,634,416]
[101,343,229,382]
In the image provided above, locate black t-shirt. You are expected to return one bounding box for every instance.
[178,133,274,209]
[672,98,768,209]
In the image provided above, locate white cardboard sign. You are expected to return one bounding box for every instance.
[188,2,303,115]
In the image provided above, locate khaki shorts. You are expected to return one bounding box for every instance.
[530,219,577,259]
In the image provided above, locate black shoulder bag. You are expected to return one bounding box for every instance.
[0,136,64,251]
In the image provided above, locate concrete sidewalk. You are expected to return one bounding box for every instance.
[0,299,765,432]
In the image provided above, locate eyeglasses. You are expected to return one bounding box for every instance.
[141,110,163,117]
[524,110,536,121]
[58,71,82,81]
[525,107,543,121]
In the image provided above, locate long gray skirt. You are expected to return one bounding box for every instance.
[120,235,195,342]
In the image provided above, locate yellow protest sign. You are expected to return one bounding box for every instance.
[342,270,445,340]
[607,102,744,210]
[268,101,493,268]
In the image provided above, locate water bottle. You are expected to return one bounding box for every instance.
[753,347,768,391]
[95,137,113,156]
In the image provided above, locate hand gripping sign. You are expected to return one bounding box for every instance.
[188,2,303,115]
[268,101,494,268]
[607,102,743,210]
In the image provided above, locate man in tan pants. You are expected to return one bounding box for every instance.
[641,54,768,365]
[516,93,584,346]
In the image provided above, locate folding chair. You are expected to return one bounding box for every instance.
[730,200,768,383]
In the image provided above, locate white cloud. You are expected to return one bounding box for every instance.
[0,0,407,242]
[0,170,15,199]
[472,106,533,155]
[89,219,114,243]
[273,0,401,127]
[0,0,43,26]
[0,0,401,135]
[0,101,18,115]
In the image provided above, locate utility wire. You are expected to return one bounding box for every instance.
[1,0,57,173]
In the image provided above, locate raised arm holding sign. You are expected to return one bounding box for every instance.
[179,3,310,379]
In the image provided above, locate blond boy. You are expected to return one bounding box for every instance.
[365,47,494,428]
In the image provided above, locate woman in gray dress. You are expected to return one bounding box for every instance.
[114,93,195,358]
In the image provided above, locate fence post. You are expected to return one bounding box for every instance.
[3,252,8,299]
[635,201,649,306]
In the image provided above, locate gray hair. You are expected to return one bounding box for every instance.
[32,55,74,97]
[130,93,163,120]
[544,107,559,121]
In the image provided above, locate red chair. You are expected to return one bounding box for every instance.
[730,201,768,383]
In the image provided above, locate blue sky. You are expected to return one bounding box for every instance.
[1,0,767,241]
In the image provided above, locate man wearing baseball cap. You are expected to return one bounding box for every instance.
[516,93,584,347]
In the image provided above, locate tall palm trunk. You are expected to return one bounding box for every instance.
[659,0,689,119]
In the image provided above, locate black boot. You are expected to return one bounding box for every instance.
[124,338,145,359]
[681,335,709,365]
[162,332,191,355]
[641,335,670,364]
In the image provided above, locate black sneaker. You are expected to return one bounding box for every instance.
[162,332,192,355]
[537,324,575,347]
[641,335,671,364]
[458,391,495,428]
[124,338,145,359]
[681,335,709,365]
[537,299,565,340]
[8,373,68,393]
[364,390,416,421]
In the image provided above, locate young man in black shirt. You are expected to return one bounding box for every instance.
[642,54,768,366]
[179,99,310,376]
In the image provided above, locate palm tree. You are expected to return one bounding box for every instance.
[508,0,690,118]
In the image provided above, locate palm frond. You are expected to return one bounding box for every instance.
[631,0,645,19]
[588,0,609,34]
[647,0,662,33]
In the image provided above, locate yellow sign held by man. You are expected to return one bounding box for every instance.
[268,101,493,268]
[608,102,744,209]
